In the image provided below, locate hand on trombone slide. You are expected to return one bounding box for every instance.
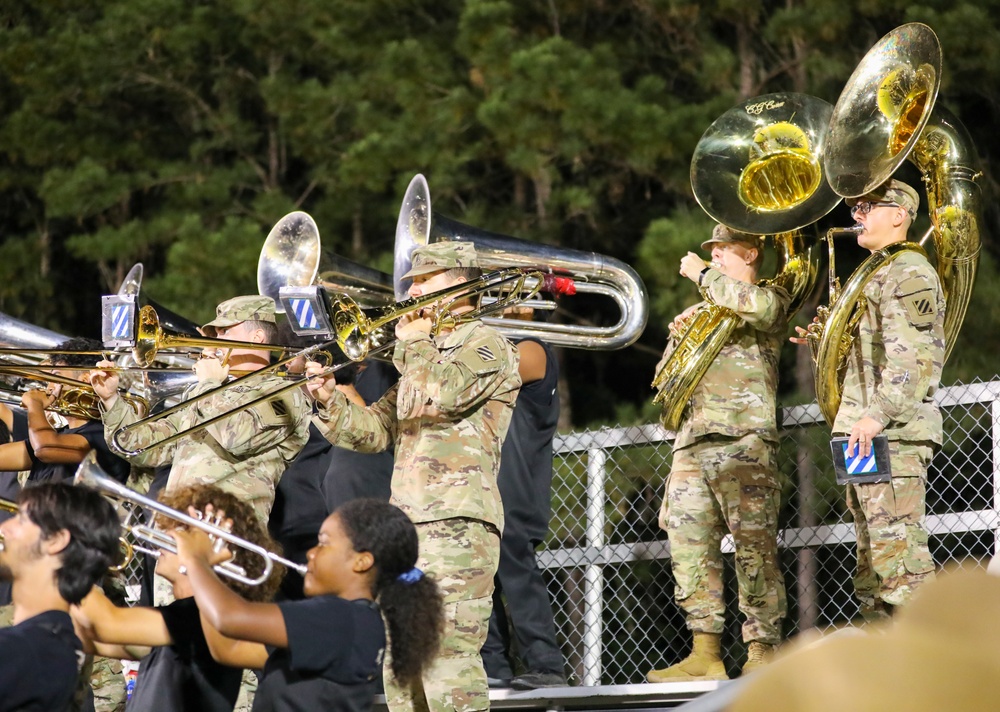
[192,352,230,384]
[88,360,121,407]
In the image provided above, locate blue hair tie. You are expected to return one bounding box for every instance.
[397,567,423,585]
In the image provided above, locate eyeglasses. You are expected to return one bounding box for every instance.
[850,201,900,218]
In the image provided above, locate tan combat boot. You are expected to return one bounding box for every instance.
[741,641,775,675]
[646,632,728,682]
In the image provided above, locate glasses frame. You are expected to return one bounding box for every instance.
[850,201,900,218]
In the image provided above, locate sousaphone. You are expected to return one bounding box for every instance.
[652,92,839,430]
[811,23,982,425]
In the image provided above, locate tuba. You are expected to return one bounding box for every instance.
[810,23,982,425]
[392,174,648,350]
[259,175,649,351]
[258,212,396,311]
[651,93,839,430]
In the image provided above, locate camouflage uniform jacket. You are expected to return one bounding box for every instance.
[313,320,521,531]
[102,373,311,521]
[833,249,944,444]
[656,269,790,450]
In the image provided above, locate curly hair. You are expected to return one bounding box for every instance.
[336,498,444,688]
[52,337,104,368]
[19,482,121,604]
[155,485,285,603]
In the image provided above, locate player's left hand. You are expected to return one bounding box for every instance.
[847,416,883,458]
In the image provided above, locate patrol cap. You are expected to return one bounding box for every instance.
[845,178,919,218]
[401,241,480,279]
[701,224,764,252]
[201,295,276,337]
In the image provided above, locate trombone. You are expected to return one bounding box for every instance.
[0,497,135,573]
[0,363,148,420]
[110,267,545,457]
[73,452,306,585]
[129,305,297,367]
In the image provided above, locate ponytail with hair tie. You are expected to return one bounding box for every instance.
[397,567,424,585]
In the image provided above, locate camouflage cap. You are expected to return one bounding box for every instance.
[201,295,276,336]
[701,223,764,251]
[401,241,480,279]
[845,178,919,218]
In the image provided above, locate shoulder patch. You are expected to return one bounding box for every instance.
[257,397,292,427]
[476,345,496,362]
[900,288,937,327]
[457,337,505,376]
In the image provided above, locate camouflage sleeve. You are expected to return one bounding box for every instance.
[701,270,789,331]
[101,392,176,467]
[394,330,520,414]
[313,382,399,453]
[199,381,311,459]
[863,269,943,427]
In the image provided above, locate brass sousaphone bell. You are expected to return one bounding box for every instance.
[653,92,840,430]
[810,23,983,425]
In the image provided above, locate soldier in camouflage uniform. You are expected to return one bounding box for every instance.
[92,296,310,712]
[307,241,521,712]
[795,179,942,620]
[91,295,311,525]
[648,224,789,682]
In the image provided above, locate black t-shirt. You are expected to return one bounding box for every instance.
[498,338,561,542]
[253,596,385,712]
[270,422,331,541]
[126,597,242,712]
[12,412,131,485]
[269,423,333,600]
[0,610,83,712]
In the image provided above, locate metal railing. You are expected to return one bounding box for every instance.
[540,379,1000,685]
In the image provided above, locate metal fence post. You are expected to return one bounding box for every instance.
[584,445,607,685]
[993,395,1000,556]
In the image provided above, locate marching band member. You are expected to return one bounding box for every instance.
[792,179,943,620]
[174,498,444,712]
[305,242,521,712]
[72,484,284,712]
[91,296,311,525]
[649,224,789,682]
[0,482,121,712]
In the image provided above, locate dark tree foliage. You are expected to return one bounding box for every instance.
[1,0,997,425]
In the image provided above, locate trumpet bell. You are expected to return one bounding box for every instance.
[824,23,942,197]
[690,93,841,234]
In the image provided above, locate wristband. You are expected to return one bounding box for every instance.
[698,266,711,286]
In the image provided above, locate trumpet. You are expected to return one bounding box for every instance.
[73,452,306,586]
[0,497,134,573]
[110,267,546,457]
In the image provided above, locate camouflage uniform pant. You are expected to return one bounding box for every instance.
[659,433,786,644]
[90,656,126,712]
[384,517,500,712]
[845,440,936,609]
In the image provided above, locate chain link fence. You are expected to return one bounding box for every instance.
[540,379,1000,686]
